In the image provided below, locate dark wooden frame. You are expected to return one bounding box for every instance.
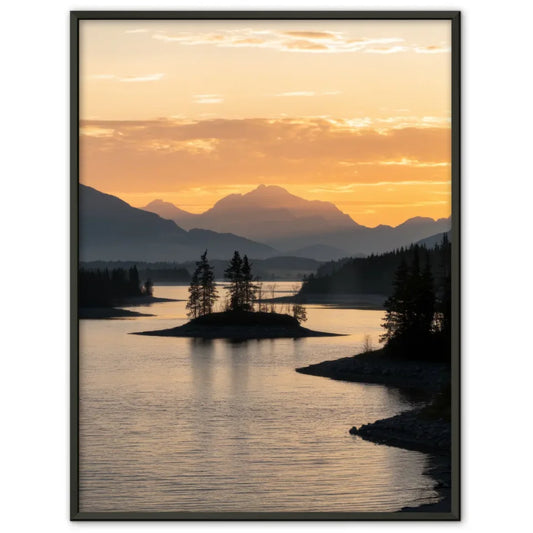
[70,10,461,520]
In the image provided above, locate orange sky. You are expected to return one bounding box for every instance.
[79,19,451,227]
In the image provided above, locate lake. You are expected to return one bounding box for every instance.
[79,282,440,512]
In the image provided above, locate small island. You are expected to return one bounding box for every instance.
[133,250,342,339]
[134,309,340,339]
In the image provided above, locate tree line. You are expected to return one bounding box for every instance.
[186,250,307,323]
[79,266,153,307]
[300,236,451,296]
[380,234,451,361]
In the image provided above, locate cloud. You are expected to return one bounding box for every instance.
[80,116,451,194]
[119,73,165,83]
[282,31,339,39]
[414,45,451,54]
[365,46,408,54]
[376,158,450,168]
[89,73,165,82]
[275,91,316,97]
[274,90,341,97]
[149,28,448,55]
[124,28,148,34]
[193,94,224,104]
[308,180,449,193]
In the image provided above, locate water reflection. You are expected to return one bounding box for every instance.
[79,283,439,513]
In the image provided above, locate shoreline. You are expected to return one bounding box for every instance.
[79,307,154,319]
[132,324,343,340]
[132,309,344,340]
[263,293,386,310]
[296,350,449,394]
[349,409,451,513]
[119,295,181,306]
[79,295,179,319]
[296,350,451,513]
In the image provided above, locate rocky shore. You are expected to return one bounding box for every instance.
[349,408,450,454]
[297,350,453,513]
[296,349,449,393]
[349,409,451,513]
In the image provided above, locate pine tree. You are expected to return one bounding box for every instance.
[434,234,452,336]
[128,265,141,296]
[198,250,217,315]
[241,255,258,311]
[142,279,153,297]
[292,303,308,323]
[224,251,243,311]
[186,269,201,318]
[187,250,218,318]
[380,258,410,345]
[418,251,435,334]
[380,248,436,358]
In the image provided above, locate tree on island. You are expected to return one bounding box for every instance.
[292,303,308,323]
[224,251,258,311]
[142,279,153,297]
[186,250,218,318]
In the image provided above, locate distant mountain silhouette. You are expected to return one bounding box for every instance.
[143,198,198,224]
[143,184,357,239]
[79,185,277,261]
[142,184,451,256]
[284,244,352,262]
[416,230,452,248]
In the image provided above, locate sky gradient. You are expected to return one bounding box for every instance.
[79,19,452,226]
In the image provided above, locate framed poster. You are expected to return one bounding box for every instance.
[71,11,460,520]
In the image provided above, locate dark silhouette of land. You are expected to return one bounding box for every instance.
[296,236,453,512]
[79,266,177,319]
[133,250,338,339]
[80,184,276,262]
[133,310,341,339]
[81,256,323,282]
[299,238,451,301]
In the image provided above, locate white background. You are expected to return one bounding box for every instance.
[1,0,531,531]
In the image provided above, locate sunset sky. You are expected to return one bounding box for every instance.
[79,19,451,227]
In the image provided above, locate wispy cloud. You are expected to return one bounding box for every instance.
[193,94,224,104]
[274,90,341,97]
[120,73,165,83]
[80,116,451,166]
[150,29,448,55]
[376,158,450,168]
[124,28,149,34]
[365,46,408,54]
[275,91,316,97]
[89,73,165,83]
[414,45,451,54]
[282,31,340,39]
[309,180,449,193]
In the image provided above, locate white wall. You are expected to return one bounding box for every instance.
[1,0,531,531]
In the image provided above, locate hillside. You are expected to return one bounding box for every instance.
[79,185,277,261]
[142,184,451,257]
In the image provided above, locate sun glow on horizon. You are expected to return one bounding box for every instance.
[79,19,451,226]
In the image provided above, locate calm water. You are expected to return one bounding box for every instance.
[79,282,439,512]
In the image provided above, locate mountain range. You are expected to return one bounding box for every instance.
[79,185,276,262]
[143,184,451,257]
[79,183,451,263]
